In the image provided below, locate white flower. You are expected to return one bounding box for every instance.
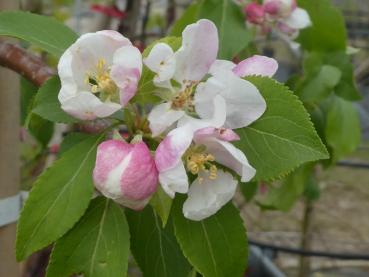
[58,30,142,120]
[155,124,256,221]
[194,55,277,129]
[144,19,222,136]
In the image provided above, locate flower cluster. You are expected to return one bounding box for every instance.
[58,19,278,221]
[241,0,311,46]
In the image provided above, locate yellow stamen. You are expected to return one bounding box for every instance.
[186,152,218,181]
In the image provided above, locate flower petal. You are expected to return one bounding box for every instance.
[195,136,256,182]
[113,45,142,74]
[283,7,312,30]
[144,43,176,83]
[194,127,240,142]
[155,124,194,172]
[209,60,236,76]
[174,19,218,83]
[110,65,140,106]
[148,102,185,137]
[159,160,189,198]
[233,55,278,77]
[182,170,237,221]
[61,91,121,120]
[180,94,227,131]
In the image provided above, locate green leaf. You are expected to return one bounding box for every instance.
[199,0,251,59]
[16,134,104,261]
[150,186,173,227]
[28,114,54,147]
[257,163,314,211]
[47,197,130,277]
[299,65,341,103]
[58,132,92,156]
[297,0,346,52]
[172,196,247,277]
[0,11,78,57]
[133,37,182,105]
[20,78,38,125]
[126,206,191,277]
[32,76,78,123]
[235,76,329,181]
[240,182,258,202]
[325,96,361,162]
[170,1,202,36]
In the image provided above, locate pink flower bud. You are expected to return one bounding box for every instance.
[93,139,158,210]
[244,3,265,25]
[263,0,296,17]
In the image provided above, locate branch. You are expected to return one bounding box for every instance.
[0,41,55,87]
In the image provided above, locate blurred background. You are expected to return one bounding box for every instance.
[0,0,368,276]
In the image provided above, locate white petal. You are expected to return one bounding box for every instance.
[159,161,189,198]
[174,19,218,83]
[61,92,121,120]
[180,94,226,131]
[209,60,236,76]
[194,77,225,120]
[214,73,266,129]
[195,137,256,182]
[232,55,278,77]
[58,48,78,102]
[182,170,237,221]
[144,43,176,83]
[283,8,312,30]
[113,45,142,74]
[148,102,185,137]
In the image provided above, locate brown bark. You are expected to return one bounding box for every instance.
[0,41,54,87]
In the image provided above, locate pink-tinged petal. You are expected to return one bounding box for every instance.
[244,3,265,24]
[97,30,132,47]
[93,140,158,210]
[233,55,278,77]
[196,137,256,182]
[144,43,176,83]
[283,7,311,30]
[61,91,121,120]
[113,45,142,74]
[155,124,194,172]
[263,0,296,17]
[148,102,185,137]
[110,65,140,106]
[174,19,218,83]
[182,170,237,221]
[159,161,189,198]
[194,127,240,142]
[58,48,79,102]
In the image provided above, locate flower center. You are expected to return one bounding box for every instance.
[86,59,119,102]
[171,82,196,112]
[186,150,218,181]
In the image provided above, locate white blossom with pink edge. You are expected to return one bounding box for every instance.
[144,19,222,137]
[93,139,158,210]
[155,124,256,221]
[58,30,142,120]
[194,55,277,129]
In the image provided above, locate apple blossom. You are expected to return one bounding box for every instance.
[58,30,142,120]
[155,123,256,221]
[243,0,311,42]
[194,55,277,129]
[144,19,223,137]
[144,19,272,137]
[93,138,158,210]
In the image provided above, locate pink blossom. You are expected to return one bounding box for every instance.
[93,139,158,210]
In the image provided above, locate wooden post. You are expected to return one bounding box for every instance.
[0,0,21,276]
